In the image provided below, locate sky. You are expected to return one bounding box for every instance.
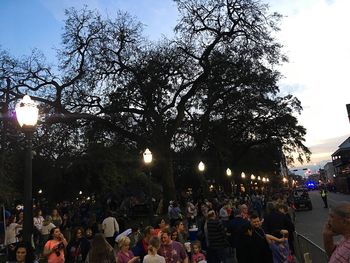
[1,0,349,169]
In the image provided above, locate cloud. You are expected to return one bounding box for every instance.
[269,0,350,159]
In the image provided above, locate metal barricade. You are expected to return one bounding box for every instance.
[294,232,328,263]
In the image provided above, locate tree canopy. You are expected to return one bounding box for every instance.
[0,0,310,204]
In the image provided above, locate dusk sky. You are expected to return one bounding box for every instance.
[1,0,349,169]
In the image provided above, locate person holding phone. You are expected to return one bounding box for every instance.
[43,227,68,263]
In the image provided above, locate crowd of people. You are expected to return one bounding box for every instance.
[2,189,350,263]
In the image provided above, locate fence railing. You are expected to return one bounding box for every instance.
[294,232,328,263]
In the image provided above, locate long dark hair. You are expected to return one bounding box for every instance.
[89,234,114,262]
[15,242,36,263]
[48,227,60,240]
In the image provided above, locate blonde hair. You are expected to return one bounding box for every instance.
[148,236,161,255]
[118,236,131,249]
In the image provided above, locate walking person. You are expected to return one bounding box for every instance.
[320,186,328,208]
[65,227,90,263]
[102,211,119,247]
[323,202,350,262]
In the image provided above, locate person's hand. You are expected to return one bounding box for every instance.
[131,256,140,262]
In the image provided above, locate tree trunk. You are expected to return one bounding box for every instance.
[153,141,176,213]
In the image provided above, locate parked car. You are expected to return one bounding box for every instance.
[290,188,313,211]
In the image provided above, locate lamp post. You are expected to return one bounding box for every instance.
[197,161,206,198]
[226,168,234,196]
[15,95,38,244]
[143,148,153,224]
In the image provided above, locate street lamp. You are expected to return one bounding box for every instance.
[251,174,256,180]
[198,161,205,172]
[226,168,234,195]
[15,95,39,244]
[241,172,246,179]
[143,148,153,224]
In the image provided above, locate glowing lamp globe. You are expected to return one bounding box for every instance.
[198,161,205,172]
[16,95,39,127]
[143,148,153,164]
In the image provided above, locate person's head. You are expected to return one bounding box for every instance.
[328,202,350,235]
[207,210,216,219]
[170,227,178,241]
[276,204,287,214]
[250,213,261,229]
[51,208,59,217]
[118,236,131,251]
[7,215,16,225]
[85,228,93,238]
[49,227,62,240]
[18,211,24,219]
[15,242,35,263]
[156,218,167,230]
[73,227,84,240]
[33,208,42,217]
[148,236,161,255]
[143,226,154,241]
[175,220,185,232]
[160,228,172,245]
[239,204,248,216]
[192,241,202,254]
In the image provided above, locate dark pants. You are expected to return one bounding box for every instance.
[207,247,228,263]
[322,197,328,208]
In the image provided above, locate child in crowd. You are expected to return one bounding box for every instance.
[191,241,206,263]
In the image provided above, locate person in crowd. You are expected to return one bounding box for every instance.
[43,227,68,263]
[205,210,229,263]
[250,214,273,263]
[175,221,188,244]
[85,233,116,263]
[191,241,206,263]
[65,227,90,263]
[33,208,44,250]
[116,236,139,263]
[60,213,72,242]
[5,215,22,247]
[41,216,56,244]
[16,211,24,227]
[266,230,292,263]
[219,201,230,224]
[132,226,154,262]
[263,203,294,236]
[143,236,165,263]
[170,227,179,242]
[226,204,250,258]
[85,228,94,243]
[128,225,142,248]
[186,201,197,228]
[102,211,119,247]
[320,186,328,208]
[153,218,168,237]
[168,201,182,227]
[236,223,255,263]
[51,209,63,228]
[10,242,38,263]
[323,202,350,262]
[158,228,188,263]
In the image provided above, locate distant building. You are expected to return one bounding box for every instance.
[331,137,350,193]
[324,162,335,182]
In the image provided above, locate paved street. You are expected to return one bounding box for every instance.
[295,190,350,248]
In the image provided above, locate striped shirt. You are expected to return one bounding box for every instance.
[329,237,350,263]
